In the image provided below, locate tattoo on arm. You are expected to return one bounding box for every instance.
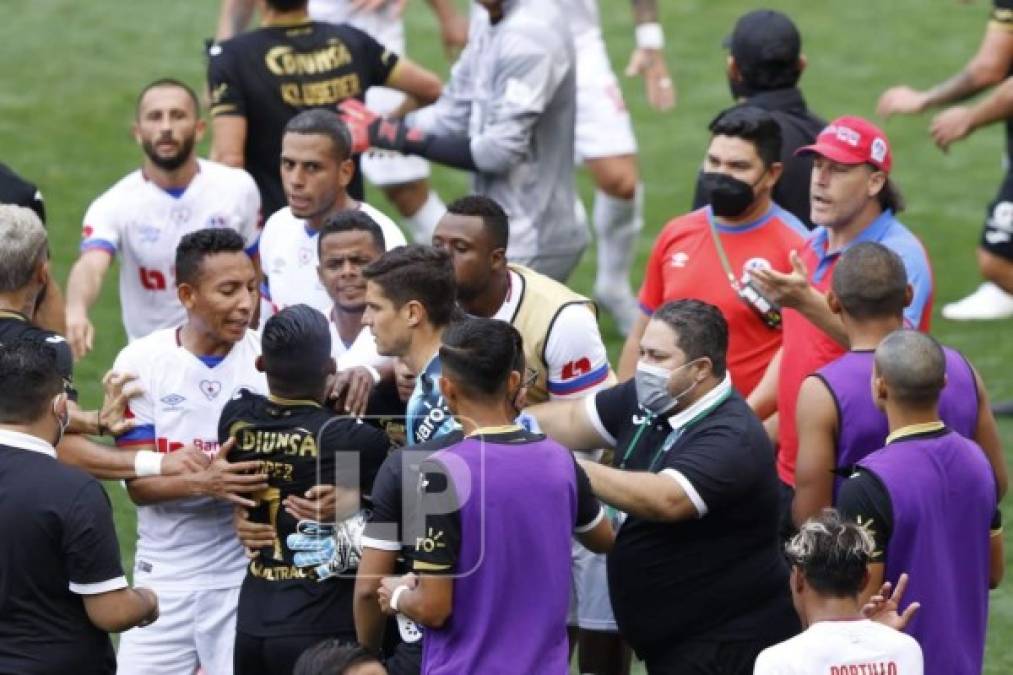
[924,70,980,108]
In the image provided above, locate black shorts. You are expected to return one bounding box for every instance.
[234,630,356,675]
[642,637,770,675]
[981,170,1013,261]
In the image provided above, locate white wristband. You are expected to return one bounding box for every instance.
[390,584,409,613]
[635,22,665,50]
[134,450,164,477]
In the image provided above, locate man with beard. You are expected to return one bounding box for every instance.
[66,79,261,358]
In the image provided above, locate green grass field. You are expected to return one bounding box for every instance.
[6,0,1013,670]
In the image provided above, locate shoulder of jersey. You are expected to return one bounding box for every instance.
[93,169,146,203]
[263,206,297,233]
[120,327,178,357]
[196,158,257,189]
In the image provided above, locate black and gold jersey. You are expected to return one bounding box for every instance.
[0,310,75,400]
[218,388,390,637]
[207,20,400,217]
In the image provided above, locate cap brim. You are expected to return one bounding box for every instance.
[794,142,867,165]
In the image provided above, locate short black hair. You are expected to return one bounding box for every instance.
[175,228,246,286]
[362,244,456,327]
[137,78,200,116]
[709,106,782,168]
[785,509,873,598]
[832,242,908,320]
[445,195,510,250]
[0,340,65,423]
[318,210,386,257]
[262,305,332,396]
[292,639,382,675]
[284,109,353,162]
[651,300,728,378]
[264,0,309,11]
[440,318,519,399]
[874,330,946,407]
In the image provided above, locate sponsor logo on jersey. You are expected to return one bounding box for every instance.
[199,380,223,401]
[669,251,689,268]
[206,214,227,229]
[561,357,592,380]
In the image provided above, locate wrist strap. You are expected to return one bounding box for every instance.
[391,584,409,613]
[636,22,665,50]
[134,450,164,477]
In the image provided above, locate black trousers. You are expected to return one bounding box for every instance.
[643,637,770,675]
[234,630,356,675]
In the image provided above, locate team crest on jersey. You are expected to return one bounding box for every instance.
[298,246,313,266]
[740,257,772,285]
[199,380,222,401]
[160,393,186,410]
[169,205,191,226]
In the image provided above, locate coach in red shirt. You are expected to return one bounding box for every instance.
[619,106,807,395]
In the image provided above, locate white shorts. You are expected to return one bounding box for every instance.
[574,31,638,162]
[361,83,432,187]
[567,538,618,632]
[117,586,240,675]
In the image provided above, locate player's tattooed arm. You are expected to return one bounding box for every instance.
[627,0,675,111]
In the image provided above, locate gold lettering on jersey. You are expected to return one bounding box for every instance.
[279,74,361,107]
[236,428,319,457]
[265,39,352,76]
[250,559,314,581]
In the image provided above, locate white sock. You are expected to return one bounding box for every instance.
[404,190,446,243]
[593,183,643,295]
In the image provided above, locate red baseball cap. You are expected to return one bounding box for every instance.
[795,116,893,173]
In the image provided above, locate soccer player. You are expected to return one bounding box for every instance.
[838,330,1001,675]
[618,106,807,396]
[362,245,458,446]
[112,229,271,675]
[378,318,612,675]
[0,161,65,333]
[878,0,1013,319]
[0,204,208,481]
[340,0,585,281]
[259,110,405,319]
[215,0,463,241]
[430,195,623,672]
[748,117,934,527]
[208,0,442,219]
[0,341,160,675]
[793,243,1006,525]
[220,304,389,675]
[66,78,261,358]
[753,510,923,674]
[692,10,825,228]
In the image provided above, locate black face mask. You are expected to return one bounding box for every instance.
[701,172,763,218]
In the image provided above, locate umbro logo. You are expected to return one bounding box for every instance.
[669,252,689,268]
[160,393,186,407]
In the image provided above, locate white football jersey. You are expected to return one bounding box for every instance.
[259,202,406,317]
[81,159,261,342]
[328,316,387,370]
[754,620,924,675]
[308,0,404,50]
[113,328,268,591]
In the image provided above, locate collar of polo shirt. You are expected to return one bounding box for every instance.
[0,428,57,457]
[666,373,733,433]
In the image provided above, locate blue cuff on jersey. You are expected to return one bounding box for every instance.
[638,301,654,317]
[547,363,610,396]
[260,280,271,301]
[244,239,260,258]
[81,239,116,255]
[115,424,156,447]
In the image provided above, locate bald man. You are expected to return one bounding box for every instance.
[792,242,1006,527]
[837,330,1002,675]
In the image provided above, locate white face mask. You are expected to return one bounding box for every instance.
[634,360,700,416]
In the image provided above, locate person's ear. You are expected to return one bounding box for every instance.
[797,54,807,75]
[37,257,50,288]
[132,120,143,147]
[404,300,424,329]
[790,566,804,595]
[255,355,266,373]
[727,55,741,82]
[440,376,459,415]
[694,357,713,383]
[177,282,196,310]
[194,117,207,144]
[903,283,913,308]
[827,290,842,316]
[338,158,355,188]
[490,246,507,272]
[867,170,887,199]
[765,161,784,188]
[52,392,69,421]
[872,373,888,409]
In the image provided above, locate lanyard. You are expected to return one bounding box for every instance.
[707,212,742,291]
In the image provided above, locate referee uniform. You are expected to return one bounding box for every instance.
[587,377,799,672]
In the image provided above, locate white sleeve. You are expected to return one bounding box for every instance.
[544,303,611,400]
[80,191,122,255]
[337,327,390,371]
[234,169,262,252]
[112,343,155,431]
[751,647,793,675]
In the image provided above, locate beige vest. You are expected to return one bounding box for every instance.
[507,264,599,404]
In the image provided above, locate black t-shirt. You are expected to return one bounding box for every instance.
[0,437,125,674]
[207,21,399,218]
[692,87,825,229]
[592,380,798,659]
[0,310,76,400]
[0,162,45,223]
[407,429,602,574]
[219,389,390,637]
